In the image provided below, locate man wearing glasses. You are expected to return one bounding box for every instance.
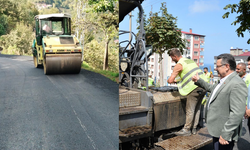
[192,53,247,150]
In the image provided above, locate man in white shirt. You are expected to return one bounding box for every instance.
[42,22,51,33]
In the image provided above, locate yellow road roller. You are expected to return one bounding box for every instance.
[32,13,83,74]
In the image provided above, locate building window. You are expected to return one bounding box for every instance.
[194,36,199,40]
[194,44,199,48]
[194,59,198,63]
[151,65,154,69]
[151,58,154,62]
[194,51,198,56]
[151,71,154,74]
[200,37,204,41]
[186,35,191,39]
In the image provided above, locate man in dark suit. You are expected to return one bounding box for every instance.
[192,53,247,150]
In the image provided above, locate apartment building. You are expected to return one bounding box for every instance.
[148,29,205,85]
[213,47,250,82]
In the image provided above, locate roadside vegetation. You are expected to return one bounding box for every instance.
[82,62,119,82]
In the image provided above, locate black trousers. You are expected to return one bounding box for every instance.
[213,137,234,150]
[248,119,250,134]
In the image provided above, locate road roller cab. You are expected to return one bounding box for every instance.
[32,13,83,74]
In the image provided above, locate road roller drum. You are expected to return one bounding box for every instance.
[44,53,82,75]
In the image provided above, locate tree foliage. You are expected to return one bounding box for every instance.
[145,3,186,61]
[0,0,39,54]
[87,0,118,13]
[72,0,118,71]
[0,23,35,55]
[0,0,38,35]
[0,15,8,36]
[39,4,60,14]
[223,0,250,44]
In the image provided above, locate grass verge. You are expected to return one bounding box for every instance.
[81,62,119,83]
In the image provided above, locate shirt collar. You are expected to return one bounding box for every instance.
[219,72,233,84]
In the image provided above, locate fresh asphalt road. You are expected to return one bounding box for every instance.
[0,53,118,150]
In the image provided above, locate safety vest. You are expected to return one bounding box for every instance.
[204,72,211,83]
[245,74,250,88]
[148,78,154,86]
[177,58,206,96]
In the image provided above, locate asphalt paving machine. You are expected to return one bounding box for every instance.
[119,0,152,90]
[119,0,212,149]
[32,14,83,74]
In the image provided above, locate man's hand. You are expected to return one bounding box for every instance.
[192,72,200,82]
[245,109,250,119]
[219,136,229,145]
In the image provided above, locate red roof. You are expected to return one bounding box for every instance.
[238,51,250,56]
[181,31,205,37]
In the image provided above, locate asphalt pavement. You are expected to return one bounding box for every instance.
[0,54,118,150]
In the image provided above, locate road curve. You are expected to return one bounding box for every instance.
[0,54,118,150]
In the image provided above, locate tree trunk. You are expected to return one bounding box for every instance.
[160,59,164,87]
[103,40,110,70]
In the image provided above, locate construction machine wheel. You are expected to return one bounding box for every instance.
[33,55,38,68]
[33,55,42,68]
[43,53,82,75]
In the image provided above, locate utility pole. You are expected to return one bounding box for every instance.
[129,12,132,49]
[76,0,85,62]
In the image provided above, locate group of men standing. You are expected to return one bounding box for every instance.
[167,48,249,150]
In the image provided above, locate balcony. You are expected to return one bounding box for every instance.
[200,51,204,55]
[199,58,204,63]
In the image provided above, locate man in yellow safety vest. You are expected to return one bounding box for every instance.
[167,48,207,136]
[203,67,213,83]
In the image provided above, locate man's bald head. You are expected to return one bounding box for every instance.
[236,63,246,78]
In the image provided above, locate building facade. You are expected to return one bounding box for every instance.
[213,47,250,82]
[148,29,205,86]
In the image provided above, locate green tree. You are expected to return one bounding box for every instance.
[145,3,186,61]
[73,1,118,70]
[144,3,186,86]
[223,0,250,44]
[0,15,8,36]
[0,23,35,55]
[88,0,117,12]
